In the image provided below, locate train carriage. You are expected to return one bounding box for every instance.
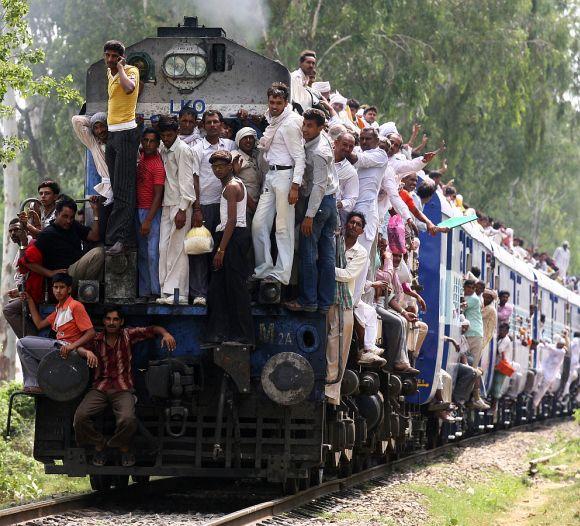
[10,16,579,494]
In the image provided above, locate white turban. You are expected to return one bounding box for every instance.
[379,121,398,137]
[460,315,471,328]
[235,127,257,148]
[329,91,348,110]
[312,81,331,94]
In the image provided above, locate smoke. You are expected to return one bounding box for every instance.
[187,0,270,49]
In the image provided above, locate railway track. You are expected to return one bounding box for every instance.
[0,417,568,526]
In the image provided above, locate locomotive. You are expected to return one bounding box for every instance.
[12,17,579,493]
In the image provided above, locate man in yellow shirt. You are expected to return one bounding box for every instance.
[103,40,140,256]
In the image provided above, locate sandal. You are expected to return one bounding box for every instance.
[92,449,107,467]
[121,452,136,467]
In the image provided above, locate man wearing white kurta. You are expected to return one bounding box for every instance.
[553,241,571,280]
[334,131,359,227]
[290,50,316,111]
[252,83,305,285]
[157,116,196,305]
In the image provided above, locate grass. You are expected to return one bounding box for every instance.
[0,381,90,508]
[411,472,528,526]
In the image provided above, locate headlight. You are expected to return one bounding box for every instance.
[164,55,185,77]
[186,55,207,78]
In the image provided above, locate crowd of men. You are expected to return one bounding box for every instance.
[2,42,577,461]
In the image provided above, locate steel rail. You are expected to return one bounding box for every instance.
[205,418,566,526]
[0,418,567,526]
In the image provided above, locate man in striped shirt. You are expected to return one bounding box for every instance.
[74,306,175,467]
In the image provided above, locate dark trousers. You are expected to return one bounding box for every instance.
[73,389,137,449]
[189,203,221,298]
[105,127,140,246]
[2,299,37,339]
[206,228,254,344]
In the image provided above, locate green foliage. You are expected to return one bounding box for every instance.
[265,0,580,270]
[0,381,89,507]
[0,0,81,165]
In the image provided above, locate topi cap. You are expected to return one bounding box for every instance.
[209,150,233,164]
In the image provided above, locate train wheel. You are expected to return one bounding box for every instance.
[132,475,150,485]
[90,474,112,491]
[282,477,299,495]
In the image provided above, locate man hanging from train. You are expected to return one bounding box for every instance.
[333,130,359,227]
[252,82,305,285]
[290,49,317,112]
[135,128,165,302]
[189,110,236,306]
[17,273,96,394]
[156,115,196,304]
[326,211,371,404]
[102,40,140,256]
[285,109,338,313]
[73,305,176,467]
[25,196,104,284]
[178,105,203,147]
[204,151,254,345]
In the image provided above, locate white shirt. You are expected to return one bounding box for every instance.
[264,113,306,185]
[388,153,427,181]
[553,246,570,277]
[192,137,236,205]
[216,177,247,231]
[290,68,314,111]
[159,137,196,210]
[497,335,513,362]
[335,158,359,214]
[353,147,389,213]
[379,163,413,223]
[335,240,368,299]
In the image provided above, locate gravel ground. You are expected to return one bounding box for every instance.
[273,420,580,526]
[15,421,579,526]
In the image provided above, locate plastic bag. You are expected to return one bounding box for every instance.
[184,226,214,255]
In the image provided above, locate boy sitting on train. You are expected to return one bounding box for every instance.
[73,305,176,467]
[18,180,61,238]
[204,150,254,345]
[25,196,104,285]
[17,273,96,394]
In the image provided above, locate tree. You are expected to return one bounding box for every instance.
[0,0,80,380]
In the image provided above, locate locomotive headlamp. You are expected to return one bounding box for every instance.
[186,55,207,78]
[162,43,209,92]
[164,55,186,77]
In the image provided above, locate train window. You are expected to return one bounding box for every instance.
[128,52,156,82]
[465,251,472,274]
[296,324,319,353]
[213,44,226,71]
[494,275,500,291]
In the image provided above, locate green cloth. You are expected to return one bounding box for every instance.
[464,293,484,337]
[334,234,353,310]
[437,214,478,229]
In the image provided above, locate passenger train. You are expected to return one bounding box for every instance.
[11,17,579,493]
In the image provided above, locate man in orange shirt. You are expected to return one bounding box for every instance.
[17,273,95,394]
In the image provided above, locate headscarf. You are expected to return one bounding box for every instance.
[379,121,398,137]
[90,112,107,129]
[460,315,471,328]
[235,127,257,149]
[312,81,330,94]
[329,92,348,110]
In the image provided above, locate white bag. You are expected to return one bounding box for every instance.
[184,226,214,255]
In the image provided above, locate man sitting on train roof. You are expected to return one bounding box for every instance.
[103,39,140,257]
[73,305,176,467]
[189,110,236,306]
[23,196,104,285]
[252,82,305,286]
[17,273,96,394]
[18,180,61,239]
[290,49,317,112]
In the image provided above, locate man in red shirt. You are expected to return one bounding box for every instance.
[135,128,165,302]
[74,305,176,467]
[18,273,96,394]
